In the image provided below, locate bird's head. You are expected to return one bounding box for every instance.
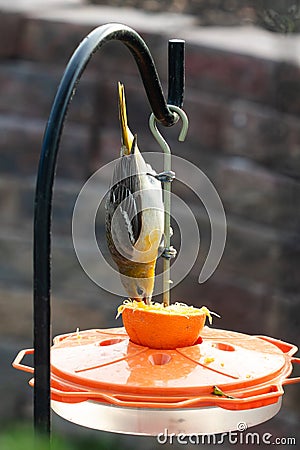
[119,264,155,305]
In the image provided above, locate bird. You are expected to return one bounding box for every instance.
[105,82,164,305]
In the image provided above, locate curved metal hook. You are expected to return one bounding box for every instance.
[149,106,189,307]
[149,105,189,156]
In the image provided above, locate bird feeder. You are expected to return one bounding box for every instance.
[13,327,300,435]
[12,23,300,440]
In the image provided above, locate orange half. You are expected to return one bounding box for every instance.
[117,301,214,349]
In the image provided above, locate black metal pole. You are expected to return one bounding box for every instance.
[33,22,185,437]
[168,39,185,108]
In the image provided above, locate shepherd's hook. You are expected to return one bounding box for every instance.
[33,22,185,439]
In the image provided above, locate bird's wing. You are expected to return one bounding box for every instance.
[106,153,142,256]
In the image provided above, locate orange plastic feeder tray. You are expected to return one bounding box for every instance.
[13,326,300,435]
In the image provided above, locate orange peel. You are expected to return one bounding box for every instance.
[117,300,219,349]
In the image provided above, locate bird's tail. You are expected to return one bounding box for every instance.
[118,82,134,155]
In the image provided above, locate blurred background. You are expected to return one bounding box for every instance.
[0,0,300,448]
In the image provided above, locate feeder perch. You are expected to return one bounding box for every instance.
[12,23,300,439]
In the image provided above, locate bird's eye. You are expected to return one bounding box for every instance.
[137,286,144,296]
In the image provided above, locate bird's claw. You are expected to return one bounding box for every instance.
[154,170,175,183]
[161,246,177,260]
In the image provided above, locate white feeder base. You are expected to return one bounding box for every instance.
[51,398,281,436]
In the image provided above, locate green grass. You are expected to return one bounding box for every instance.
[0,423,124,450]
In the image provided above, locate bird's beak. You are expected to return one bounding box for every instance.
[118,81,132,155]
[144,296,151,305]
[132,296,150,305]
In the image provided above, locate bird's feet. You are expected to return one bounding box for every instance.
[154,170,175,183]
[161,245,177,260]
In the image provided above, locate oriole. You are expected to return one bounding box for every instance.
[105,83,164,304]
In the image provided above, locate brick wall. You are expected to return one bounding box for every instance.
[0,0,299,446]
